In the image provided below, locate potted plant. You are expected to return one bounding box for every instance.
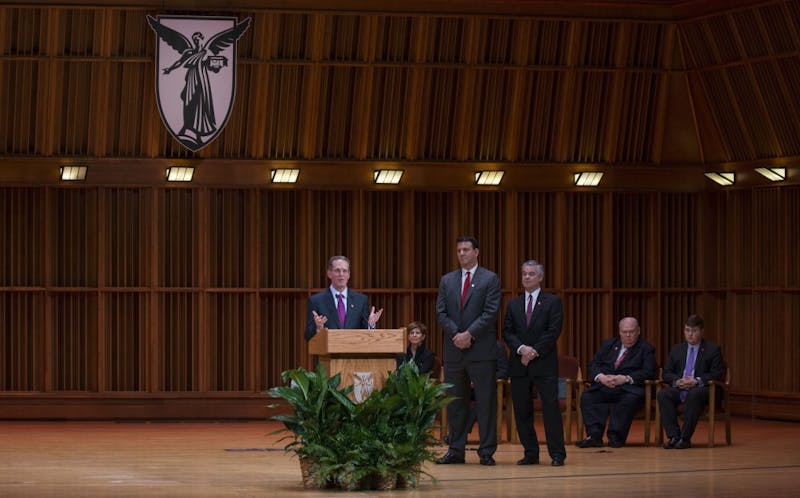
[268,361,452,490]
[267,364,354,488]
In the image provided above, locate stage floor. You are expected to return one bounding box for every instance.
[1,417,799,497]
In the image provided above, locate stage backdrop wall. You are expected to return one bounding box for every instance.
[1,186,798,420]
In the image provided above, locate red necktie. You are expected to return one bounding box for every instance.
[461,271,471,308]
[614,349,628,369]
[525,294,533,325]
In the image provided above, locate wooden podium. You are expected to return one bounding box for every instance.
[308,328,406,401]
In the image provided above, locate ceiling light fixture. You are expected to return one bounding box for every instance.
[60,165,87,181]
[270,168,300,183]
[573,171,603,186]
[474,170,505,185]
[704,172,735,186]
[373,169,404,184]
[166,167,194,182]
[754,167,786,182]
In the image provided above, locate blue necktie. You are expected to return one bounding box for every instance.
[680,346,696,403]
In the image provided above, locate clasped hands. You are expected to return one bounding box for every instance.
[452,331,473,349]
[597,373,630,388]
[675,376,699,390]
[518,345,539,366]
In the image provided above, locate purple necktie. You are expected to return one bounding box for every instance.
[337,293,346,328]
[525,295,533,325]
[680,346,696,402]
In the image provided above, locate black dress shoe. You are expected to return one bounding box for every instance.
[607,440,625,448]
[551,457,565,466]
[575,436,603,448]
[517,456,539,465]
[674,438,692,449]
[435,452,466,464]
[663,437,680,449]
[479,455,496,466]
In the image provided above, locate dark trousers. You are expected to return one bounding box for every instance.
[580,387,644,443]
[444,359,497,458]
[657,386,710,440]
[511,372,566,460]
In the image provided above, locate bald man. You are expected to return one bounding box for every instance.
[576,317,656,448]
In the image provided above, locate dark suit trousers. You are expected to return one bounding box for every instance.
[510,372,566,460]
[657,386,710,440]
[580,387,644,443]
[444,359,497,457]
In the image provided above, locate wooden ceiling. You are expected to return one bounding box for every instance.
[0,0,798,189]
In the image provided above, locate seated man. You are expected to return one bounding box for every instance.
[576,316,656,448]
[658,314,724,449]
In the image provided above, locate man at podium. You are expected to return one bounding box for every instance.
[305,255,383,341]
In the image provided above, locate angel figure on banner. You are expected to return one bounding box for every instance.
[147,15,251,150]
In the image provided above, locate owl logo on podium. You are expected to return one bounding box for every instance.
[352,372,375,402]
[148,15,251,151]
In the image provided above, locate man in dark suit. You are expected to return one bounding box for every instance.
[435,236,501,466]
[658,314,724,449]
[304,255,383,341]
[576,316,656,448]
[502,260,566,466]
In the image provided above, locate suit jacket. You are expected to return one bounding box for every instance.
[586,337,656,396]
[304,288,371,341]
[436,266,501,363]
[662,339,723,387]
[502,290,563,378]
[396,344,436,375]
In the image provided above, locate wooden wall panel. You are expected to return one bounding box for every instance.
[0,292,43,391]
[259,190,301,289]
[157,292,198,392]
[613,193,656,289]
[157,189,199,288]
[0,185,799,418]
[0,187,45,286]
[660,193,699,289]
[50,188,97,287]
[50,292,97,391]
[207,293,252,391]
[103,188,151,288]
[516,192,560,287]
[564,192,606,289]
[412,191,457,289]
[104,292,148,392]
[260,293,305,389]
[208,189,254,289]
[307,190,355,289]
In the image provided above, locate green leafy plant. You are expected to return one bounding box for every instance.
[268,361,452,490]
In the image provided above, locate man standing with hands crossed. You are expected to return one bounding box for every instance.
[435,236,501,466]
[502,260,566,466]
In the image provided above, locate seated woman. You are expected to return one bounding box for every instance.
[396,321,436,376]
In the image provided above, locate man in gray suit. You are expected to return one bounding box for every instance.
[305,256,383,341]
[435,236,501,466]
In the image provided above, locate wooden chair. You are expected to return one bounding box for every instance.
[508,355,582,444]
[575,366,658,446]
[655,366,732,447]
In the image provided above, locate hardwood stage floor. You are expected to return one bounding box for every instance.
[0,417,798,497]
